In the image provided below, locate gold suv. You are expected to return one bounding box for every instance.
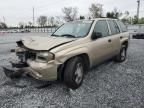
[12,18,129,89]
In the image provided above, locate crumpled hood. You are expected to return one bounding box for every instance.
[20,36,75,51]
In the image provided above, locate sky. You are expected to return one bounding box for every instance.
[0,0,143,26]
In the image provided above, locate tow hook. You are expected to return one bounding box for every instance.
[3,62,28,79]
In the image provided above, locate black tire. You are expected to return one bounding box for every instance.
[64,57,85,90]
[115,45,127,62]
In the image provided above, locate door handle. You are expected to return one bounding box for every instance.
[108,39,112,42]
[120,36,123,39]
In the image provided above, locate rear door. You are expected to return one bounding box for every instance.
[116,20,129,41]
[107,20,121,56]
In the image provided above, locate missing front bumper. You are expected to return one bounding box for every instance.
[3,61,58,81]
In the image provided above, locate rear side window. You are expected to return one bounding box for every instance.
[108,20,120,35]
[94,20,109,37]
[117,20,127,32]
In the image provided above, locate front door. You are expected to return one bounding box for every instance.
[89,20,114,66]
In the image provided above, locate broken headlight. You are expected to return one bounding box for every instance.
[36,52,54,63]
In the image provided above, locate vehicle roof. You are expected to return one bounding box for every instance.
[93,18,118,20]
[72,18,119,22]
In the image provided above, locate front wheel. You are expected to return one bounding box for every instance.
[64,57,84,90]
[115,45,127,62]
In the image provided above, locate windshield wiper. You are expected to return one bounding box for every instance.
[51,34,60,37]
[61,34,76,38]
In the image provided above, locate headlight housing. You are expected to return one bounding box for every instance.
[36,52,54,63]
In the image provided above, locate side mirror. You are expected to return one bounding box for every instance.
[91,32,102,40]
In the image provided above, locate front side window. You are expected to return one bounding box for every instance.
[94,20,109,37]
[108,20,120,35]
[52,20,93,38]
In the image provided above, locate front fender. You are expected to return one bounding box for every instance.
[55,47,90,65]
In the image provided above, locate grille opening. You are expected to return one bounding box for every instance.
[26,52,36,60]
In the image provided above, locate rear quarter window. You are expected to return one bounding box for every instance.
[108,20,120,35]
[117,21,127,32]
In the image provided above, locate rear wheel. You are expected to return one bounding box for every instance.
[64,57,84,90]
[115,45,127,62]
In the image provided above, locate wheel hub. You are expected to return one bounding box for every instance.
[121,48,126,60]
[75,63,83,84]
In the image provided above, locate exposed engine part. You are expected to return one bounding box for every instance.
[16,51,36,63]
[10,61,28,68]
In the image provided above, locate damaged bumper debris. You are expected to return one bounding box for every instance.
[3,53,58,80]
[3,40,58,81]
[3,62,28,79]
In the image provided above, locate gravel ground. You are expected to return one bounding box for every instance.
[0,33,144,108]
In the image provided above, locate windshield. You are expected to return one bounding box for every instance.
[52,20,93,38]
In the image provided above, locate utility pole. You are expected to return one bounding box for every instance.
[33,7,35,26]
[137,0,140,22]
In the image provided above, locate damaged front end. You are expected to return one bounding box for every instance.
[3,40,57,81]
[16,40,37,63]
[3,40,29,79]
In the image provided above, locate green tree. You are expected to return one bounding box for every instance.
[49,17,55,26]
[37,16,47,27]
[106,8,122,19]
[106,12,115,18]
[0,22,7,29]
[62,7,78,21]
[19,22,25,28]
[28,21,32,27]
[79,16,85,20]
[89,3,103,18]
[132,16,138,24]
